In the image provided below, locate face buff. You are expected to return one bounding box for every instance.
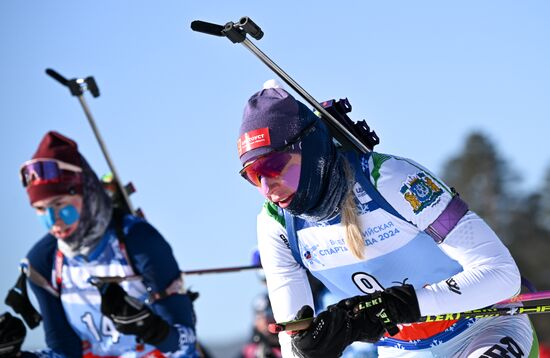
[56,156,113,259]
[284,105,349,222]
[38,205,80,230]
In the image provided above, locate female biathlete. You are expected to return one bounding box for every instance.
[235,82,539,358]
[0,131,199,357]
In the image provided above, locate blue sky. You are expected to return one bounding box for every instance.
[1,0,549,349]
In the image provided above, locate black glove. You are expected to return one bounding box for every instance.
[99,283,170,346]
[335,300,385,344]
[339,284,421,337]
[290,305,359,358]
[0,312,26,356]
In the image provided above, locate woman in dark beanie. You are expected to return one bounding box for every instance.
[237,82,538,358]
[2,131,199,357]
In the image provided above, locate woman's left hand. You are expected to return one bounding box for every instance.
[98,283,170,346]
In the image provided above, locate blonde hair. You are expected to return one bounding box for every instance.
[341,160,365,260]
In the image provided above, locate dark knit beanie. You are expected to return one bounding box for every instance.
[24,131,83,204]
[237,83,318,165]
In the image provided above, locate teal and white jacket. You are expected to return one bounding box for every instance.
[256,152,521,356]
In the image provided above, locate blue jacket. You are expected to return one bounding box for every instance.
[25,215,198,357]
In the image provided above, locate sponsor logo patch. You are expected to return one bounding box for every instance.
[237,128,271,156]
[445,277,461,295]
[301,243,325,268]
[353,183,371,204]
[279,234,290,249]
[400,172,443,214]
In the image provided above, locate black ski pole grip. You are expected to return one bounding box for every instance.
[45,68,83,96]
[222,21,246,43]
[239,17,263,40]
[85,76,100,98]
[45,68,69,86]
[190,20,225,37]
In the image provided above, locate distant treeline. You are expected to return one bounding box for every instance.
[442,132,550,343]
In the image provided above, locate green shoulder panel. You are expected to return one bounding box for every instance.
[370,152,392,188]
[263,201,286,228]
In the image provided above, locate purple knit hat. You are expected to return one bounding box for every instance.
[237,82,317,165]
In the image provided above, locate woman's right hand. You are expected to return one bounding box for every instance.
[289,304,356,358]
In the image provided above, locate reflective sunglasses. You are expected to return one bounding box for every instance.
[239,121,316,187]
[20,158,82,188]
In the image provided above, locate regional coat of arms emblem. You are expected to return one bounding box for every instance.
[400,172,443,214]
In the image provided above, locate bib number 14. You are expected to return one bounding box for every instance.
[81,312,121,344]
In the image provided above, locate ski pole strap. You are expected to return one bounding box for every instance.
[424,194,469,244]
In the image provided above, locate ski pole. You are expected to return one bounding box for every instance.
[191,17,378,154]
[88,264,262,285]
[45,68,137,216]
[46,68,267,279]
[268,301,550,333]
[499,290,550,304]
[268,290,550,333]
[183,264,262,275]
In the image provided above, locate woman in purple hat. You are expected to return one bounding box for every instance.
[237,82,538,358]
[0,131,199,357]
